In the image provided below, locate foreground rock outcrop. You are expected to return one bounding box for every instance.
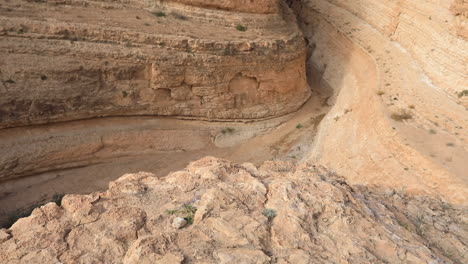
[1,157,466,263]
[0,0,309,128]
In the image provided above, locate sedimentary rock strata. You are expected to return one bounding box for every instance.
[290,0,468,204]
[0,1,467,261]
[168,0,280,14]
[0,0,309,128]
[1,157,466,263]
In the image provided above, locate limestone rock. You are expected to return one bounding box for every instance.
[167,0,280,14]
[1,157,466,263]
[172,217,188,229]
[291,0,468,204]
[0,229,10,243]
[0,0,310,129]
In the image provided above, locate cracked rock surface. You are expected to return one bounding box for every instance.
[1,157,466,263]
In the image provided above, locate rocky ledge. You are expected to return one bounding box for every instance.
[0,0,309,128]
[1,157,466,263]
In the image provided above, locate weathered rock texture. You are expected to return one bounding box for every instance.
[1,157,467,263]
[167,0,280,14]
[0,0,309,128]
[290,0,468,204]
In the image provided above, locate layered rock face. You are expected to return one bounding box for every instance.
[168,0,280,14]
[0,0,309,128]
[1,157,466,263]
[290,0,468,204]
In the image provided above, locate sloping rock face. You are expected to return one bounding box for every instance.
[290,0,468,204]
[0,0,309,128]
[1,157,467,263]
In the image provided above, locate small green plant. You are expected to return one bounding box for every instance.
[122,91,128,98]
[390,110,412,121]
[153,11,166,17]
[236,25,247,32]
[166,209,177,215]
[184,215,194,225]
[221,127,235,134]
[415,214,426,236]
[377,90,385,96]
[429,129,437,134]
[166,204,197,226]
[263,208,277,220]
[457,89,468,98]
[144,22,150,26]
[181,204,197,214]
[296,123,303,129]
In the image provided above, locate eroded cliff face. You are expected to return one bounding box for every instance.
[1,0,468,261]
[0,0,309,128]
[167,0,280,14]
[1,158,466,263]
[289,0,468,204]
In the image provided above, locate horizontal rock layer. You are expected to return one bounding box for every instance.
[167,0,280,14]
[0,0,310,128]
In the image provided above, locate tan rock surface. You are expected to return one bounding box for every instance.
[0,0,310,128]
[167,0,280,14]
[1,157,466,263]
[0,0,467,262]
[289,0,468,204]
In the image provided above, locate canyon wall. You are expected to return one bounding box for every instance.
[321,0,467,99]
[0,0,310,128]
[292,0,468,204]
[166,0,280,13]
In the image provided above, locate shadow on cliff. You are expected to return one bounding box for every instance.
[287,0,359,106]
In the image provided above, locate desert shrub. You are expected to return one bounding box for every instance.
[153,11,166,17]
[221,127,235,134]
[457,90,468,98]
[236,25,247,32]
[390,110,412,121]
[263,208,277,220]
